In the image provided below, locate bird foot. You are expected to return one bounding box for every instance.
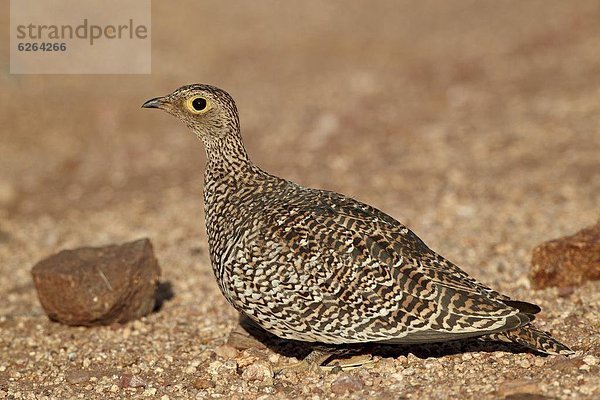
[274,349,331,376]
[275,350,374,376]
[321,354,375,371]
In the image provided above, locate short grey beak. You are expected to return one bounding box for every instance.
[142,96,167,109]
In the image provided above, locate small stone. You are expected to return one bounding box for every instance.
[67,352,77,361]
[330,373,364,395]
[66,370,90,384]
[241,361,273,384]
[583,355,598,366]
[497,379,543,398]
[519,359,531,368]
[206,361,223,375]
[236,348,268,368]
[192,377,215,390]
[530,223,600,289]
[143,387,157,397]
[31,238,161,326]
[551,356,584,372]
[268,353,280,364]
[214,345,237,359]
[119,373,147,388]
[503,394,552,399]
[557,286,576,298]
[534,358,545,367]
[183,365,197,374]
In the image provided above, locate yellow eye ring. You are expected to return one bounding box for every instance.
[185,96,211,114]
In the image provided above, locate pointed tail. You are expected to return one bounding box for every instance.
[482,325,574,355]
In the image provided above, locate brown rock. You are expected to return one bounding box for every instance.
[504,394,553,400]
[241,361,274,385]
[530,223,600,289]
[31,238,161,326]
[557,286,575,298]
[550,356,584,372]
[236,348,268,368]
[119,373,147,388]
[214,345,238,359]
[330,373,365,395]
[497,379,543,398]
[192,377,215,390]
[65,370,90,384]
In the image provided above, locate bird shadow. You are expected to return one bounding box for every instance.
[153,281,175,312]
[236,314,546,362]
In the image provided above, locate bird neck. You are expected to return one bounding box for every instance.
[203,131,251,171]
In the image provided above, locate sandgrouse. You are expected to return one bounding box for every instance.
[143,84,573,369]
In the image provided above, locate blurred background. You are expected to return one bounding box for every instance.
[1,0,599,299]
[1,1,599,397]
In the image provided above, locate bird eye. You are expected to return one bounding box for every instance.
[192,97,207,111]
[185,96,211,114]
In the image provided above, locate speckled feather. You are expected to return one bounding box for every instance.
[147,84,573,355]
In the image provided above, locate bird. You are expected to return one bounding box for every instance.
[142,84,573,370]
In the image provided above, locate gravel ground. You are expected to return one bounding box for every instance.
[1,1,599,399]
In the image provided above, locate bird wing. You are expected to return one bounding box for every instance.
[230,187,533,344]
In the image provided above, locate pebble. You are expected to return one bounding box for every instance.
[551,356,584,372]
[193,377,215,390]
[557,286,576,298]
[530,223,600,289]
[241,361,273,385]
[207,361,223,375]
[65,370,90,384]
[497,379,543,397]
[534,358,545,367]
[330,373,364,394]
[236,348,268,368]
[583,355,598,366]
[119,373,147,388]
[519,359,531,368]
[214,344,237,359]
[184,365,197,374]
[31,238,161,325]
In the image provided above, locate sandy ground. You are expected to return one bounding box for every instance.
[1,1,599,399]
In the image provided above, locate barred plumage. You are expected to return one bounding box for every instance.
[143,84,573,362]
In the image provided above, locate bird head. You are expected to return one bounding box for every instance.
[142,84,239,141]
